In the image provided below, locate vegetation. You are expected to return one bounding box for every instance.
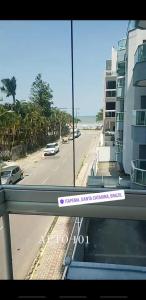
[1,77,17,105]
[0,74,74,160]
[96,108,103,122]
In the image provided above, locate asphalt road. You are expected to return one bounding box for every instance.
[0,130,99,279]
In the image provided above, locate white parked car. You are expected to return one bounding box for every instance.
[1,165,23,185]
[43,142,59,156]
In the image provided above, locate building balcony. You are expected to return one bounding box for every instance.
[105,111,115,118]
[116,151,123,164]
[117,62,125,76]
[131,159,146,187]
[116,121,123,131]
[136,20,146,29]
[132,110,146,143]
[117,49,126,63]
[133,44,146,87]
[118,39,126,51]
[116,100,124,112]
[127,20,146,32]
[117,86,125,99]
[127,20,138,32]
[116,112,124,131]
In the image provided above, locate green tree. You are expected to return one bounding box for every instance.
[30,73,53,117]
[48,108,72,139]
[96,108,103,122]
[1,76,17,105]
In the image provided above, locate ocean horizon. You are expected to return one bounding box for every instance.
[77,115,97,129]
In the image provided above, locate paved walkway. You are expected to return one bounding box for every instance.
[25,132,100,280]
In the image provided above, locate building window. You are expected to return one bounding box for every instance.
[117,77,125,88]
[105,111,115,117]
[106,90,116,97]
[141,96,146,109]
[139,145,146,159]
[106,81,116,89]
[116,112,124,121]
[106,102,115,110]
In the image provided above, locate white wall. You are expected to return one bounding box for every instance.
[97,146,116,161]
[111,46,117,73]
[123,28,146,174]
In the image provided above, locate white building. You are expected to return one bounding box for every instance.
[103,47,117,146]
[122,21,146,188]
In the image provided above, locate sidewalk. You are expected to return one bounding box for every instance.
[26,133,99,280]
[4,147,44,175]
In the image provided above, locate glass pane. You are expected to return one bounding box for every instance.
[0,217,7,279]
[136,169,143,184]
[143,172,146,185]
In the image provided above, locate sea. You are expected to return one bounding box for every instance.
[77,115,98,129]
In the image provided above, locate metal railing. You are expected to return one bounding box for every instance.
[131,159,146,186]
[134,43,146,65]
[90,154,99,176]
[2,184,146,279]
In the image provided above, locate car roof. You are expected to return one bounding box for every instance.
[46,143,58,146]
[1,165,20,172]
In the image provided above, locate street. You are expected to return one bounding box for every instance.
[0,130,99,279]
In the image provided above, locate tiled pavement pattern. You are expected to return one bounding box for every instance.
[29,217,75,279]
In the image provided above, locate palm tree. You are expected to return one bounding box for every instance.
[1,76,16,105]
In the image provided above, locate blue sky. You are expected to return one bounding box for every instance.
[0,20,128,116]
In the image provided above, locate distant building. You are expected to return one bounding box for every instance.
[103,47,117,146]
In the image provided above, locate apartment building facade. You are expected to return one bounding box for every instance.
[103,47,117,146]
[103,20,146,188]
[122,21,146,188]
[115,38,126,170]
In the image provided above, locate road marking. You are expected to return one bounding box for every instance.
[0,226,3,231]
[41,165,59,184]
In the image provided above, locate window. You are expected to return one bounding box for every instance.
[141,96,146,109]
[106,102,115,110]
[106,81,116,89]
[106,90,116,97]
[105,111,115,117]
[12,168,17,174]
[139,145,146,159]
[117,77,125,88]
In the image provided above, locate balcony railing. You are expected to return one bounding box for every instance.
[116,112,124,122]
[131,160,146,186]
[115,142,123,154]
[118,39,126,51]
[117,62,125,76]
[134,44,146,66]
[117,49,126,63]
[135,20,146,29]
[132,110,146,126]
[117,87,125,99]
[2,185,146,279]
[127,20,137,32]
[105,111,115,118]
[117,76,125,88]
